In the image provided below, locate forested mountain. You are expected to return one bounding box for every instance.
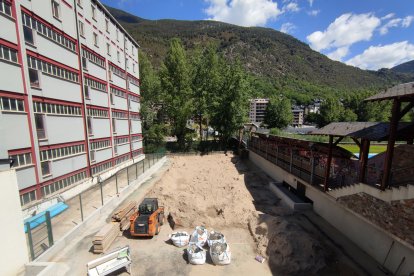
[107,6,414,100]
[392,60,414,74]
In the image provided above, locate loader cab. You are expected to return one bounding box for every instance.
[138,198,158,215]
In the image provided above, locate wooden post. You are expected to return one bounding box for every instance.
[289,148,293,173]
[324,135,334,192]
[381,100,401,190]
[358,139,370,183]
[310,156,315,185]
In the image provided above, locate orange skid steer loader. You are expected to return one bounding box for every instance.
[130,198,164,237]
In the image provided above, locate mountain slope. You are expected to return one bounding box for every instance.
[107,6,413,93]
[392,60,414,74]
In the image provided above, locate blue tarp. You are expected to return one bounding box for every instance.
[24,202,68,233]
[353,153,378,159]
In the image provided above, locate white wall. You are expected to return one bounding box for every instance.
[0,112,31,150]
[0,15,17,44]
[35,35,78,69]
[132,141,143,151]
[0,170,29,275]
[116,143,130,156]
[87,63,107,81]
[112,95,127,110]
[87,88,108,107]
[51,154,87,179]
[0,62,24,93]
[114,119,129,136]
[94,147,112,164]
[130,120,142,134]
[91,118,110,139]
[16,166,37,190]
[45,116,85,145]
[129,101,139,113]
[30,74,82,104]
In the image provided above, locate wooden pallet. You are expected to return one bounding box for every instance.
[92,223,119,254]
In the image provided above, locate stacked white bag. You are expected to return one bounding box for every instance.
[190,226,208,247]
[210,242,231,265]
[207,231,226,247]
[187,243,206,265]
[170,232,190,247]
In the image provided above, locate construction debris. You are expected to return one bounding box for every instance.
[112,201,137,231]
[92,223,119,254]
[210,242,231,265]
[187,243,206,265]
[190,226,208,247]
[207,231,226,247]
[169,232,190,247]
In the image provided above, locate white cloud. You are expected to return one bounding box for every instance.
[204,0,282,27]
[346,41,414,70]
[283,2,299,13]
[327,47,349,61]
[307,13,380,53]
[402,15,414,27]
[307,9,320,16]
[380,15,414,35]
[381,13,395,20]
[308,0,314,7]
[280,22,296,34]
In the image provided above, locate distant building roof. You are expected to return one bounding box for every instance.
[310,122,414,141]
[365,82,414,101]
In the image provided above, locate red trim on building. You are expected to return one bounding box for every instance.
[90,137,111,143]
[0,38,19,50]
[113,134,130,139]
[81,44,106,63]
[61,0,73,9]
[39,140,85,151]
[84,73,107,84]
[39,167,88,187]
[77,12,83,18]
[127,73,140,83]
[0,91,25,99]
[129,111,140,116]
[18,185,38,195]
[21,7,77,44]
[85,18,91,24]
[12,1,41,199]
[86,104,110,111]
[91,158,113,168]
[110,83,128,93]
[32,96,82,107]
[8,147,32,155]
[26,50,79,73]
[108,61,126,73]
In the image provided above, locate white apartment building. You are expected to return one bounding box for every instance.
[0,0,143,207]
[249,98,269,124]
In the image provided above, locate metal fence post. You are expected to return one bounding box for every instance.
[127,166,130,185]
[116,173,119,194]
[100,180,104,206]
[135,162,138,179]
[26,222,35,260]
[45,211,54,246]
[79,194,84,221]
[143,159,145,173]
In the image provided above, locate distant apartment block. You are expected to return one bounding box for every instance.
[249,98,269,124]
[291,106,304,127]
[0,0,143,207]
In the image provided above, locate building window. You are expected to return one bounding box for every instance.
[0,97,25,112]
[84,85,90,99]
[82,56,88,70]
[90,139,110,150]
[87,116,93,135]
[0,45,18,63]
[28,68,40,88]
[112,118,116,133]
[85,77,107,92]
[40,144,85,162]
[105,19,109,33]
[0,0,12,17]
[87,108,109,118]
[33,101,82,116]
[76,0,82,7]
[9,152,33,168]
[20,191,36,206]
[79,20,85,37]
[23,25,35,45]
[41,161,51,176]
[28,55,79,83]
[116,29,119,41]
[93,32,98,47]
[117,51,120,63]
[125,58,129,69]
[114,145,117,155]
[90,150,95,162]
[51,0,60,19]
[110,93,114,105]
[91,5,96,20]
[106,43,111,56]
[35,114,46,139]
[133,63,135,73]
[82,47,105,68]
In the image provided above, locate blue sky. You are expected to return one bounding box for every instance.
[101,0,414,70]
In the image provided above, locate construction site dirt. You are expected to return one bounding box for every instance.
[50,154,380,275]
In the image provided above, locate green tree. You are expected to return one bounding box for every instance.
[159,38,193,147]
[209,60,249,144]
[263,96,293,129]
[191,44,221,140]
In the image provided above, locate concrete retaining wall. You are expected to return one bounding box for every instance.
[268,182,312,211]
[33,156,166,263]
[328,182,414,202]
[249,151,414,276]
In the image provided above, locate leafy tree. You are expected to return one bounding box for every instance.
[263,96,293,129]
[209,60,249,144]
[159,38,193,147]
[191,44,221,140]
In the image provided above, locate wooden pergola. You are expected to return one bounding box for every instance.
[311,122,414,191]
[365,82,414,190]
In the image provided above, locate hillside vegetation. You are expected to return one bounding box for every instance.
[392,60,414,74]
[107,6,414,101]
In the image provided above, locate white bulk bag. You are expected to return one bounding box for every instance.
[190,226,208,247]
[187,243,206,265]
[207,231,226,247]
[170,232,190,247]
[210,242,231,265]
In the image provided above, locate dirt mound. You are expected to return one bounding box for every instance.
[249,214,327,275]
[146,154,256,228]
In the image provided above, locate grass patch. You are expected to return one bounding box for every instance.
[339,144,387,154]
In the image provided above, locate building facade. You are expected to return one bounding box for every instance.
[249,98,269,124]
[0,0,143,207]
[292,106,304,127]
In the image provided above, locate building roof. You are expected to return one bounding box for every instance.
[310,122,414,141]
[365,82,414,102]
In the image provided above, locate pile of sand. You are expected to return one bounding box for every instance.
[146,154,330,274]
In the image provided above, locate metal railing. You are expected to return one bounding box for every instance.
[25,211,53,261]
